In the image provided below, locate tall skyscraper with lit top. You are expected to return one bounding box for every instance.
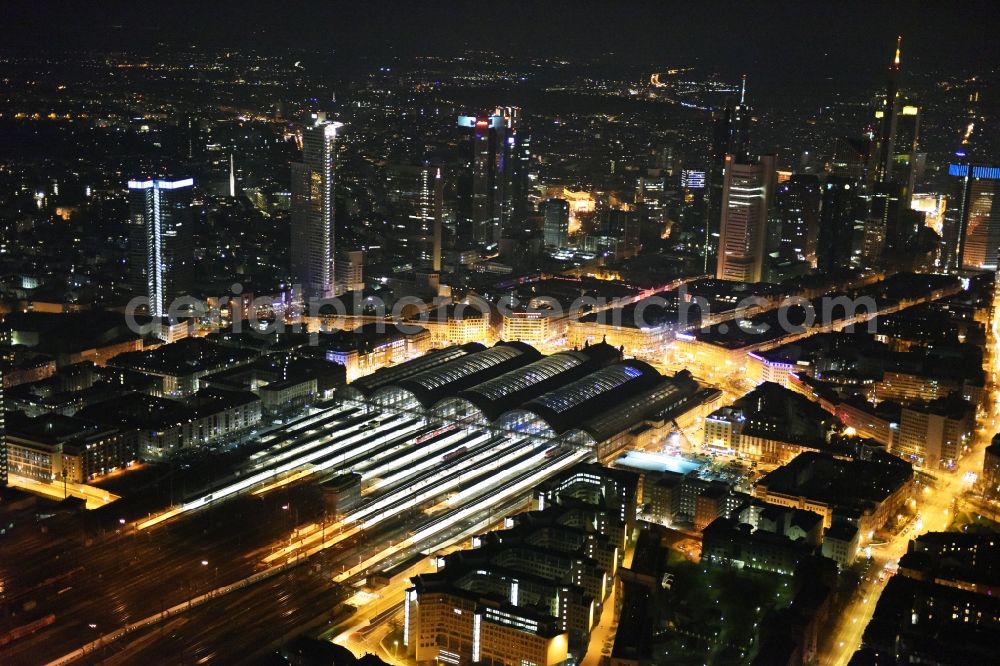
[872,37,920,207]
[127,177,194,317]
[706,76,752,271]
[291,116,342,299]
[457,114,504,246]
[456,107,529,247]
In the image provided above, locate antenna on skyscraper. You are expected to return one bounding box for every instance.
[893,35,902,70]
[740,74,747,105]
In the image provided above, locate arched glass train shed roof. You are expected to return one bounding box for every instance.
[457,346,616,421]
[339,340,701,446]
[392,341,541,408]
[521,360,662,435]
[344,342,484,399]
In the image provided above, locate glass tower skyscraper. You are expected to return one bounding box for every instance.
[127,177,194,318]
[291,117,342,299]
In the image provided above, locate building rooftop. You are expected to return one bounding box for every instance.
[397,341,541,407]
[108,337,257,376]
[709,381,837,447]
[757,451,912,515]
[6,412,118,445]
[347,342,484,397]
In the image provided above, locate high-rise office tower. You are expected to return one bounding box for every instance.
[873,37,902,185]
[127,177,194,317]
[335,249,365,294]
[495,106,532,232]
[891,103,920,201]
[713,76,752,163]
[775,174,821,266]
[831,137,874,188]
[457,113,508,246]
[943,163,1000,270]
[706,76,752,271]
[873,37,920,207]
[817,176,861,274]
[542,198,570,249]
[869,181,919,252]
[593,207,640,256]
[678,169,708,254]
[636,171,667,235]
[432,168,443,273]
[385,163,440,264]
[716,153,775,283]
[291,117,342,299]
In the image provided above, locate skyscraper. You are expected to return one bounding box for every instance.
[291,117,342,299]
[457,113,506,246]
[495,106,532,233]
[542,198,570,249]
[636,171,667,236]
[775,174,821,266]
[873,37,920,207]
[433,168,443,273]
[716,153,775,283]
[944,163,1000,270]
[706,76,752,270]
[127,177,194,317]
[831,137,874,188]
[817,176,861,274]
[385,162,441,264]
[678,169,708,254]
[335,249,365,294]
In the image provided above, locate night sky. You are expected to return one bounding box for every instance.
[3,1,997,93]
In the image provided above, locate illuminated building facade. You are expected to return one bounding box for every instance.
[706,76,752,269]
[291,117,342,298]
[703,382,838,464]
[753,451,913,537]
[567,316,673,361]
[775,174,820,266]
[416,307,492,348]
[942,163,1000,271]
[715,154,775,282]
[406,465,632,663]
[127,177,194,318]
[334,249,364,294]
[5,414,135,483]
[501,311,558,347]
[894,394,974,470]
[496,105,532,232]
[323,323,432,382]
